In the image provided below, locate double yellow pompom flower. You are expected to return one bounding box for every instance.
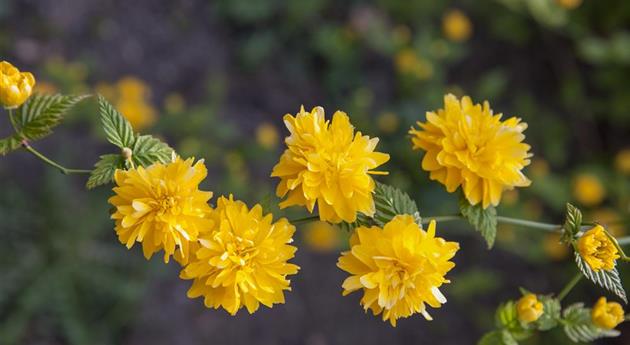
[578,225,620,272]
[0,61,36,109]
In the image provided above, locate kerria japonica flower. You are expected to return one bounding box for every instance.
[0,60,35,109]
[337,215,459,326]
[577,225,619,272]
[410,94,532,208]
[272,106,390,223]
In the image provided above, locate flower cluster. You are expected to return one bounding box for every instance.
[577,224,619,272]
[337,216,459,326]
[0,61,35,109]
[410,94,532,208]
[272,106,390,223]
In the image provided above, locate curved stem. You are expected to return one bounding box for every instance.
[422,214,561,232]
[557,273,582,302]
[289,215,320,225]
[7,109,91,175]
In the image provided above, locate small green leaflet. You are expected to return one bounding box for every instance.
[0,94,90,155]
[477,330,517,345]
[562,203,582,243]
[562,303,620,343]
[536,296,561,331]
[86,154,125,189]
[98,95,135,149]
[460,198,498,249]
[130,135,173,167]
[574,252,627,303]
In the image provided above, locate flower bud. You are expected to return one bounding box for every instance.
[516,293,544,323]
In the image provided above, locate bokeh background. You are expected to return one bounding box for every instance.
[1,0,630,344]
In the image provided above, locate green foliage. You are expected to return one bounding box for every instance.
[460,198,498,249]
[98,95,135,149]
[536,296,561,331]
[478,330,517,345]
[562,203,582,243]
[0,94,90,155]
[86,154,125,189]
[562,303,620,343]
[574,252,627,303]
[129,135,173,167]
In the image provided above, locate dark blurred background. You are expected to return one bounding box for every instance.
[1,0,630,344]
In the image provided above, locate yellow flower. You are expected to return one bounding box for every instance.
[410,94,532,208]
[442,9,472,42]
[256,122,280,150]
[272,106,390,223]
[109,157,214,263]
[516,294,544,323]
[556,0,582,10]
[615,149,630,176]
[577,225,619,272]
[592,297,625,329]
[180,195,299,315]
[303,221,339,252]
[573,173,605,207]
[337,216,459,326]
[0,61,36,109]
[394,49,433,80]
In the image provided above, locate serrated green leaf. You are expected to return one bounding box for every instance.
[562,203,582,243]
[460,198,497,249]
[0,94,90,155]
[130,135,173,167]
[86,154,125,189]
[574,252,627,303]
[372,182,421,227]
[335,213,375,232]
[478,330,518,345]
[562,303,620,343]
[536,296,561,331]
[496,301,519,329]
[98,95,135,149]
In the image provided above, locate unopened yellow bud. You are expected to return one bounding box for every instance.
[516,294,544,323]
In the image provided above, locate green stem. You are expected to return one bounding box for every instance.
[22,143,91,175]
[289,215,320,225]
[604,232,630,262]
[557,273,582,302]
[422,214,561,232]
[7,109,91,175]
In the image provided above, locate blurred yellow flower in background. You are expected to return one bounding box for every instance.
[577,225,619,272]
[0,60,36,109]
[442,9,472,42]
[97,76,156,130]
[394,49,433,80]
[615,149,630,175]
[556,0,583,10]
[377,112,400,134]
[516,293,544,323]
[256,122,280,150]
[303,221,339,252]
[410,94,532,208]
[592,297,624,330]
[590,209,625,237]
[272,106,390,223]
[337,216,459,326]
[34,81,58,94]
[109,157,214,263]
[181,195,299,315]
[573,173,605,207]
[529,158,550,178]
[164,92,185,113]
[543,233,570,261]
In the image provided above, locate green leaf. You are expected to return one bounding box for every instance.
[562,203,582,243]
[574,251,627,303]
[460,198,498,249]
[130,135,173,167]
[371,182,421,227]
[562,303,620,343]
[335,213,375,232]
[494,301,533,340]
[98,95,135,149]
[536,296,561,331]
[0,94,90,155]
[86,154,125,189]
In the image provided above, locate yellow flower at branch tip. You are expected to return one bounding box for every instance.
[573,173,605,207]
[0,61,36,109]
[303,221,339,252]
[337,216,459,326]
[109,157,214,263]
[577,225,619,272]
[556,0,582,10]
[592,297,625,329]
[180,195,299,315]
[256,122,280,150]
[615,149,630,176]
[442,9,472,42]
[410,94,532,208]
[271,106,390,223]
[516,294,544,323]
